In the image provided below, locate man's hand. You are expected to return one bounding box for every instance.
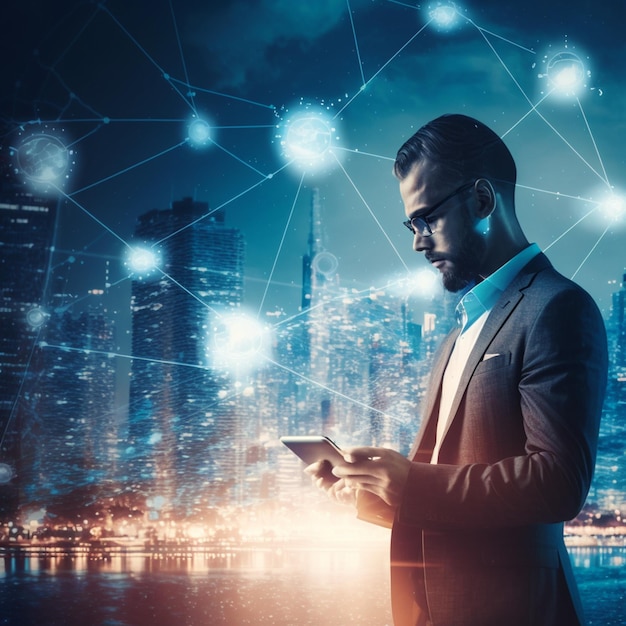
[305,460,357,506]
[331,446,411,508]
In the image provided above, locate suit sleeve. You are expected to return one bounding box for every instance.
[395,285,608,530]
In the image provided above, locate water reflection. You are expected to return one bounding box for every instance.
[0,546,623,626]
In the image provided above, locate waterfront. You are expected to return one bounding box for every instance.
[0,545,624,626]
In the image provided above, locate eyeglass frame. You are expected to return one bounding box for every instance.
[402,180,477,237]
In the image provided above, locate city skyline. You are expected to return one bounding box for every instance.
[1,0,626,524]
[1,176,625,523]
[2,1,626,319]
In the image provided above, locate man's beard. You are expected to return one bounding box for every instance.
[441,228,486,293]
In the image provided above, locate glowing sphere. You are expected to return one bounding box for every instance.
[429,4,458,28]
[16,134,70,183]
[546,52,585,95]
[0,463,13,484]
[126,246,160,277]
[188,118,212,147]
[599,194,626,222]
[26,307,48,328]
[279,109,341,172]
[209,312,270,372]
[414,268,440,295]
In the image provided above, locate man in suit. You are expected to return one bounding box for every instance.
[307,114,608,625]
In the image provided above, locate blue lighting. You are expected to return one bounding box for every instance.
[187,118,212,148]
[426,2,462,31]
[276,107,342,173]
[125,246,161,278]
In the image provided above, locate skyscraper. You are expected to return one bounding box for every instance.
[126,197,245,518]
[19,299,118,511]
[0,159,58,517]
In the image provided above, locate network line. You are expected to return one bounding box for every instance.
[100,4,195,113]
[346,0,367,87]
[4,1,624,483]
[154,161,293,247]
[333,19,432,119]
[571,222,612,280]
[168,0,196,114]
[257,172,305,318]
[169,77,276,110]
[68,139,188,196]
[334,154,410,273]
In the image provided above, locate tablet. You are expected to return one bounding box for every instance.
[279,435,345,466]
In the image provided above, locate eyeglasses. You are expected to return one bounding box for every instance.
[403,181,476,237]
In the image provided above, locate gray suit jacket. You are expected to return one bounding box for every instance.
[358,253,608,626]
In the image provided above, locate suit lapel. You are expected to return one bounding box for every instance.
[417,253,552,456]
[409,327,460,460]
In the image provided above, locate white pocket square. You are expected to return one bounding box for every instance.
[483,353,500,361]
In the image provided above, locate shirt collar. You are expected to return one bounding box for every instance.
[456,243,541,332]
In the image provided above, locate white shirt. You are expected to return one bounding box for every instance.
[430,243,541,464]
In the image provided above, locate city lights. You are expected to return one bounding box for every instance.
[1,4,625,607]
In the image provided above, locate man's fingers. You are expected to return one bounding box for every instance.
[342,446,385,463]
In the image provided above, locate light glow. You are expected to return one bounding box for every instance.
[13,131,75,191]
[426,3,461,30]
[599,193,626,224]
[208,312,272,373]
[0,463,13,484]
[276,107,342,173]
[187,118,212,148]
[125,246,161,278]
[545,50,588,97]
[26,306,48,328]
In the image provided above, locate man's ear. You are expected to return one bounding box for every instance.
[473,178,496,219]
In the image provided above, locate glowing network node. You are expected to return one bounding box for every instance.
[14,133,73,187]
[538,47,591,99]
[547,51,586,93]
[209,312,271,373]
[187,118,212,148]
[598,193,626,223]
[26,306,48,328]
[0,463,13,484]
[276,107,342,173]
[125,246,161,278]
[312,251,339,278]
[426,2,461,31]
[411,268,441,298]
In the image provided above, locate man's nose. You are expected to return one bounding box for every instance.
[413,231,430,253]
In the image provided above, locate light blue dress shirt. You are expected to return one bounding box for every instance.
[432,243,542,463]
[456,243,541,332]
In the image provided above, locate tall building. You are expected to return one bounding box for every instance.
[0,159,58,518]
[590,271,626,511]
[19,298,118,512]
[126,197,245,518]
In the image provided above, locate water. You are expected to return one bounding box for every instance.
[0,546,624,625]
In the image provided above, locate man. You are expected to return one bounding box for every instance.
[307,114,608,626]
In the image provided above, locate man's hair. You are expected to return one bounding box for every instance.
[393,114,517,191]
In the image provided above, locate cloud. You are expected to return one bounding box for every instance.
[186,0,372,89]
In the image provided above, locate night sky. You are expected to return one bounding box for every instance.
[2,0,626,326]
